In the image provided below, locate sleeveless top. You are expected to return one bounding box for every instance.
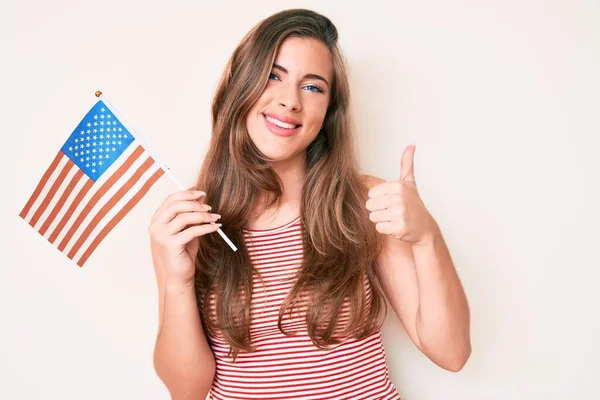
[207,216,402,400]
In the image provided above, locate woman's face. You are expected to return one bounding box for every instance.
[246,36,333,165]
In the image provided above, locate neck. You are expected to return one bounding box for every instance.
[253,152,306,218]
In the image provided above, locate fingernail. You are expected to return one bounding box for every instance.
[194,190,205,196]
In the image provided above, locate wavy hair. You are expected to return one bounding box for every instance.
[193,8,387,361]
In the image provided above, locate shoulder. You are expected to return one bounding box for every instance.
[359,174,385,191]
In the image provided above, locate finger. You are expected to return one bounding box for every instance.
[156,200,212,224]
[374,221,395,235]
[166,211,221,235]
[173,222,222,246]
[368,180,401,198]
[400,145,416,182]
[368,208,394,223]
[366,194,397,211]
[152,189,205,221]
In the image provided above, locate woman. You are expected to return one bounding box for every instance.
[149,8,471,400]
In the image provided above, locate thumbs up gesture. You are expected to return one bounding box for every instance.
[366,145,439,245]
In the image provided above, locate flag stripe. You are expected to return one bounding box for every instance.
[29,158,74,227]
[57,145,145,252]
[19,151,64,220]
[60,143,148,255]
[76,167,165,266]
[50,142,140,246]
[67,156,154,259]
[44,171,89,241]
[39,169,85,236]
[48,178,94,243]
[70,159,160,262]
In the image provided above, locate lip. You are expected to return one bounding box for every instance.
[262,113,302,137]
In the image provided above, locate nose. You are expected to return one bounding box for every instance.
[276,85,302,112]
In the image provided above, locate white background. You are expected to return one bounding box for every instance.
[1,0,599,399]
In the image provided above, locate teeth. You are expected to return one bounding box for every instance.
[265,115,298,129]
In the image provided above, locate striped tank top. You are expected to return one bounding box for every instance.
[207,216,401,400]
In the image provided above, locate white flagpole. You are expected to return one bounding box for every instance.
[95,91,238,252]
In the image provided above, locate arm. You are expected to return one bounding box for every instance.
[153,265,216,400]
[377,224,471,372]
[149,189,221,399]
[364,171,471,372]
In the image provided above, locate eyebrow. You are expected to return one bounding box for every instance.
[272,63,330,87]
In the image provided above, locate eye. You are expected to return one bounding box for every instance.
[268,72,280,81]
[303,84,325,94]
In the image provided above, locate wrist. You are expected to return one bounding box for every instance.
[165,278,195,292]
[413,223,441,248]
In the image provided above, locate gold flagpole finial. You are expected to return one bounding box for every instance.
[95,90,103,98]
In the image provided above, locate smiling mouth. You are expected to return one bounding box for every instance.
[262,114,302,129]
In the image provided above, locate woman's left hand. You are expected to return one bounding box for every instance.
[365,145,439,246]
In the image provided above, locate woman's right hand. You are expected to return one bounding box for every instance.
[148,189,222,286]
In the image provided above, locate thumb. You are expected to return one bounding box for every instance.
[400,144,416,182]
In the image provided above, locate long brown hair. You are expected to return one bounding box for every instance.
[194,8,387,361]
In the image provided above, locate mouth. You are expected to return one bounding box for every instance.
[262,113,302,137]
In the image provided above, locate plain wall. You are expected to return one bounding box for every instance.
[1,0,599,399]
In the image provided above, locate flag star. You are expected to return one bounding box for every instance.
[86,136,91,141]
[105,154,109,159]
[100,128,104,132]
[75,152,78,157]
[86,163,90,167]
[93,129,97,133]
[86,143,90,147]
[92,169,96,173]
[94,122,98,126]
[100,114,105,119]
[75,138,78,143]
[87,123,91,127]
[112,134,116,138]
[100,135,104,139]
[112,121,116,125]
[87,129,91,134]
[92,148,96,153]
[75,145,79,150]
[92,155,96,160]
[101,108,105,112]
[123,134,128,138]
[86,150,90,154]
[69,146,73,151]
[99,141,104,146]
[118,127,122,132]
[107,114,111,119]
[117,140,122,145]
[93,135,97,140]
[105,147,110,152]
[112,140,116,145]
[92,162,96,166]
[99,148,104,153]
[99,161,103,166]
[112,147,116,152]
[112,128,116,132]
[81,130,85,135]
[118,134,122,138]
[80,158,84,162]
[92,142,97,147]
[100,121,104,126]
[94,115,98,119]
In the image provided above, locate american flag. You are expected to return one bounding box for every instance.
[19,100,165,267]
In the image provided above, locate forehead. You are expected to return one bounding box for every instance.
[273,36,333,82]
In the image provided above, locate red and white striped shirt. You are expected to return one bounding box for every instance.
[207,216,401,400]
